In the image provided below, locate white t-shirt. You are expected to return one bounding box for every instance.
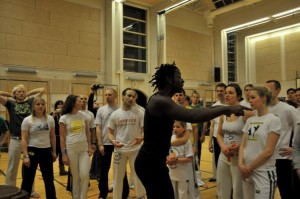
[80,110,95,129]
[168,135,194,181]
[268,101,300,159]
[212,100,227,137]
[94,104,118,145]
[59,112,88,148]
[108,107,144,152]
[242,113,281,171]
[240,99,251,109]
[21,115,55,148]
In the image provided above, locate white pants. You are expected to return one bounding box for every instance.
[217,153,243,199]
[243,170,277,199]
[5,139,22,186]
[171,179,195,199]
[67,142,90,199]
[113,149,146,199]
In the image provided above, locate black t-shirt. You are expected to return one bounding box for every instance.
[5,98,34,137]
[139,94,174,159]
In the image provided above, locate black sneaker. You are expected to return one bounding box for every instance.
[208,177,216,182]
[90,175,98,180]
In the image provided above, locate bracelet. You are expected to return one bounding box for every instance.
[23,154,29,159]
[61,149,66,156]
[111,139,115,143]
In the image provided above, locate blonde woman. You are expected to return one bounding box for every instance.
[239,87,281,199]
[21,97,57,198]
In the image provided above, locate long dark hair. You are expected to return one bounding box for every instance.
[54,100,63,110]
[62,95,78,115]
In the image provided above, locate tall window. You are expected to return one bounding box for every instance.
[227,32,236,82]
[123,5,147,73]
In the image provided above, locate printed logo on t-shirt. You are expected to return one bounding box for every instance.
[70,119,84,134]
[168,148,179,169]
[117,117,137,126]
[247,122,263,141]
[15,103,31,116]
[33,123,49,132]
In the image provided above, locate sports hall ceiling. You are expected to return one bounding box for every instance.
[128,0,257,14]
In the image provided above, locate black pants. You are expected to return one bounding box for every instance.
[276,159,293,199]
[56,136,63,166]
[21,147,56,199]
[90,144,101,178]
[98,145,129,199]
[213,136,221,168]
[135,151,174,199]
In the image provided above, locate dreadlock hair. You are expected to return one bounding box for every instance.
[149,63,178,92]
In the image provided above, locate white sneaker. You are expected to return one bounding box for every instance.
[197,179,205,187]
[108,184,113,192]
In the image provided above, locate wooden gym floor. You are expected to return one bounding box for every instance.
[0,136,280,199]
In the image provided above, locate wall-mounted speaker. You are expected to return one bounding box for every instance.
[214,67,220,82]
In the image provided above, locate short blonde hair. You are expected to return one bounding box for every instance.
[12,84,26,95]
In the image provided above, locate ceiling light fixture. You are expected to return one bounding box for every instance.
[225,7,300,33]
[272,7,300,18]
[157,0,195,15]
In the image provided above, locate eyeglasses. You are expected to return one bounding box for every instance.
[80,98,87,100]
[35,103,45,106]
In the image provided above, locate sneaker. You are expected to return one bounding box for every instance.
[90,175,98,180]
[208,177,216,182]
[197,179,205,187]
[108,184,113,192]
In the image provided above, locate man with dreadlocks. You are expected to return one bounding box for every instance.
[134,63,250,199]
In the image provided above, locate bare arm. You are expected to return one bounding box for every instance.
[208,120,215,153]
[192,124,199,153]
[90,127,96,144]
[49,126,57,161]
[50,126,56,154]
[177,156,193,164]
[0,93,9,105]
[27,87,45,98]
[216,116,230,156]
[21,130,29,156]
[85,121,93,155]
[59,122,69,165]
[96,125,105,155]
[200,122,207,143]
[238,133,250,180]
[0,91,13,98]
[148,95,247,123]
[171,130,190,146]
[21,129,30,167]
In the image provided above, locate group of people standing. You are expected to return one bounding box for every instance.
[1,63,300,199]
[205,81,300,199]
